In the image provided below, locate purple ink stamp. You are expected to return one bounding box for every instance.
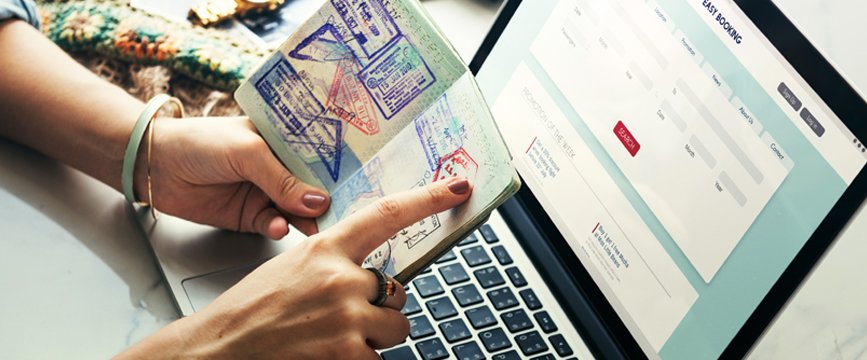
[414,94,465,171]
[359,36,436,119]
[330,0,401,59]
[255,55,344,181]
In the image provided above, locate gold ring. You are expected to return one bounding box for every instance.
[385,279,396,297]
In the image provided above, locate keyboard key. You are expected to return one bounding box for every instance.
[460,246,491,267]
[421,266,432,274]
[534,311,558,333]
[452,341,485,360]
[458,233,479,246]
[491,245,513,265]
[515,331,549,356]
[426,297,458,320]
[466,305,497,329]
[439,263,470,285]
[381,346,416,360]
[549,334,574,356]
[480,224,499,243]
[435,250,457,264]
[416,338,449,360]
[487,287,519,310]
[402,293,422,315]
[529,354,556,360]
[479,328,511,352]
[520,289,542,310]
[409,315,436,340]
[452,284,483,307]
[413,276,444,298]
[492,350,522,360]
[473,266,505,289]
[439,318,471,343]
[505,267,528,287]
[501,309,533,333]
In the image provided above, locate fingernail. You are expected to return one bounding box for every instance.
[302,194,327,209]
[447,178,470,195]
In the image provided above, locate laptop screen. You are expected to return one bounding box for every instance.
[475,0,867,358]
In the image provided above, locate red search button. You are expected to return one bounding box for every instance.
[614,121,640,157]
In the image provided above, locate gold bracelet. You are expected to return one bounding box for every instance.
[144,97,185,220]
[146,117,158,220]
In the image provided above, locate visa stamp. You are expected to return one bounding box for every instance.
[433,148,478,182]
[326,58,380,135]
[255,55,344,181]
[255,56,324,134]
[330,0,401,59]
[283,116,344,182]
[288,24,380,136]
[329,156,384,220]
[288,23,358,63]
[414,94,464,171]
[359,36,436,119]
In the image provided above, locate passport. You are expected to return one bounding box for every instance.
[234,0,519,283]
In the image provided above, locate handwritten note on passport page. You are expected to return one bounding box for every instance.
[235,0,520,283]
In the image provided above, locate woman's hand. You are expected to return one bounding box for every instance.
[0,21,326,239]
[120,177,473,359]
[136,116,330,238]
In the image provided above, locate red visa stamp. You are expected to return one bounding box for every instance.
[434,148,479,182]
[326,58,380,135]
[613,120,640,157]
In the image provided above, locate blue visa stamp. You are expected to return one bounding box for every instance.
[255,55,325,134]
[255,55,345,181]
[255,56,324,133]
[414,94,465,171]
[330,0,401,59]
[291,116,344,182]
[329,156,384,220]
[359,36,436,119]
[288,23,359,63]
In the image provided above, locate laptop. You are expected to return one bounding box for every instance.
[135,0,867,358]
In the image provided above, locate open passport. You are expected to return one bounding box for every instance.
[234,0,520,283]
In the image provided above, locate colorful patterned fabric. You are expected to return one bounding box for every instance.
[37,0,266,91]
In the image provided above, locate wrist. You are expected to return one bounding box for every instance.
[125,96,183,205]
[116,316,193,359]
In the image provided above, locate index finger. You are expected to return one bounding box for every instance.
[323,177,472,264]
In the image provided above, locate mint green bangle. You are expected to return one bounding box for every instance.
[122,94,183,203]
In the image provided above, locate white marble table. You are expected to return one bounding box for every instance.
[0,0,865,358]
[746,2,867,359]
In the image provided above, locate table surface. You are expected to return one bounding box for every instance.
[1,0,865,358]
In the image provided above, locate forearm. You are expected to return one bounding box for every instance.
[0,20,145,192]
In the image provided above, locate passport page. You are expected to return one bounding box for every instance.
[235,0,519,281]
[236,0,467,191]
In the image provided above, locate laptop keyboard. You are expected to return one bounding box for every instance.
[379,224,579,360]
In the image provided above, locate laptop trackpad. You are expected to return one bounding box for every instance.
[181,262,263,312]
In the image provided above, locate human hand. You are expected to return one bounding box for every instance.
[134,116,329,239]
[120,177,473,359]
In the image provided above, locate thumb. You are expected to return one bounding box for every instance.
[241,149,330,218]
